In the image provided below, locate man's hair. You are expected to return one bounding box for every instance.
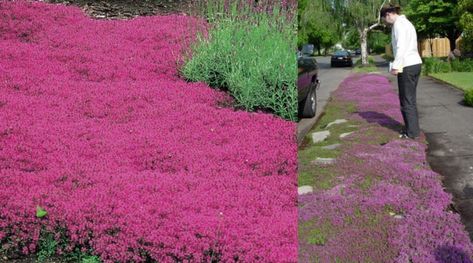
[380,4,401,18]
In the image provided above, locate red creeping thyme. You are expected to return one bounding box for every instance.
[0,1,297,262]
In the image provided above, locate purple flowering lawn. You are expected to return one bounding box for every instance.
[298,73,473,262]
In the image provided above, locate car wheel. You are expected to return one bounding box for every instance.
[301,84,317,118]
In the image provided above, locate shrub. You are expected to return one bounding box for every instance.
[423,57,473,75]
[182,0,297,121]
[465,88,473,107]
[422,57,450,75]
[451,58,473,72]
[382,53,394,61]
[355,56,375,66]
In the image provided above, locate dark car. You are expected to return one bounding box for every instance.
[355,48,361,55]
[331,50,353,67]
[298,44,320,118]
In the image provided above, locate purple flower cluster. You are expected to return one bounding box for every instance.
[0,1,297,262]
[299,74,473,262]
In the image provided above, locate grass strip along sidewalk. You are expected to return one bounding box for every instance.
[430,72,473,92]
[0,1,297,262]
[298,73,473,262]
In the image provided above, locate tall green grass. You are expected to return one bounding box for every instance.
[423,57,473,75]
[182,0,298,121]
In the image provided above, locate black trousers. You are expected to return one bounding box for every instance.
[397,64,422,138]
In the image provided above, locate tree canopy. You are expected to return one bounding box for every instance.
[405,0,462,50]
[298,0,340,55]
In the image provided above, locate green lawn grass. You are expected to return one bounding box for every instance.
[353,64,378,73]
[430,72,473,92]
[353,56,378,73]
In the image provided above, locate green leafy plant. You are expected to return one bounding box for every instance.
[182,0,297,121]
[36,206,48,218]
[37,231,57,262]
[82,255,101,263]
[423,57,450,75]
[451,59,473,72]
[465,88,473,107]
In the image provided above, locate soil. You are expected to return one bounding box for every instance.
[42,0,195,19]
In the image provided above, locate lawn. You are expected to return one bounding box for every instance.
[0,1,297,262]
[430,72,473,92]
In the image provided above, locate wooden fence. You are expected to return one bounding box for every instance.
[385,37,463,58]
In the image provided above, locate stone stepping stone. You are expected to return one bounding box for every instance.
[322,143,341,150]
[298,185,313,195]
[388,212,404,219]
[312,130,330,144]
[326,119,347,128]
[312,157,336,165]
[340,132,354,138]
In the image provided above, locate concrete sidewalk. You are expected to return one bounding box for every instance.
[381,66,473,238]
[416,77,473,237]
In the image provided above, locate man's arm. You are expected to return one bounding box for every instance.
[392,21,407,70]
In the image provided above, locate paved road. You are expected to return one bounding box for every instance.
[376,57,473,239]
[297,56,353,144]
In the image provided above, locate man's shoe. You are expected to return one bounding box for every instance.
[399,133,417,140]
[399,133,409,139]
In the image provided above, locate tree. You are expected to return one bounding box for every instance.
[369,31,391,53]
[298,0,341,55]
[334,0,389,65]
[459,0,473,54]
[342,28,361,50]
[406,0,462,51]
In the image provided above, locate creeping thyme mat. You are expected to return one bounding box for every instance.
[298,74,473,262]
[0,1,297,262]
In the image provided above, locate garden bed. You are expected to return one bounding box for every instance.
[298,73,473,262]
[0,1,297,262]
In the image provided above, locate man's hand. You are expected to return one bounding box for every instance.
[390,69,399,75]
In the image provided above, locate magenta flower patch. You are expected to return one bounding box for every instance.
[0,1,297,262]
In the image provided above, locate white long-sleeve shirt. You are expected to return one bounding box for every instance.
[392,15,423,70]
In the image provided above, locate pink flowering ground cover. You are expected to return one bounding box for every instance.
[0,1,297,262]
[298,74,473,262]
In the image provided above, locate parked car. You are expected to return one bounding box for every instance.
[355,48,361,55]
[331,50,353,67]
[298,44,320,118]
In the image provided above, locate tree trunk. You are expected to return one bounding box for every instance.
[448,37,456,52]
[360,28,369,65]
[446,30,460,51]
[429,37,434,57]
